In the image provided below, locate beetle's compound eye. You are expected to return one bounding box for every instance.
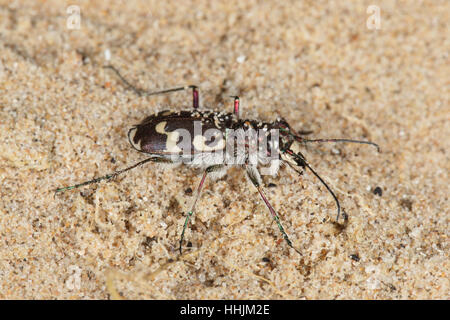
[274,118,291,130]
[274,118,293,140]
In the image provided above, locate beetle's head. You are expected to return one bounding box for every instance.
[272,117,296,150]
[272,117,310,160]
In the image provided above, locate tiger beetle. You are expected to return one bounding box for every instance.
[55,65,380,255]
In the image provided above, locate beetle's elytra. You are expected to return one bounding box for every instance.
[56,65,380,255]
[128,110,236,155]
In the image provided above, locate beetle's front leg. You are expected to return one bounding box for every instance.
[245,165,302,255]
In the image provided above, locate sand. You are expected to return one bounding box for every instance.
[0,0,448,299]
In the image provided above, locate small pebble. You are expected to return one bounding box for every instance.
[104,49,111,61]
[350,254,360,262]
[236,55,246,63]
[373,186,382,196]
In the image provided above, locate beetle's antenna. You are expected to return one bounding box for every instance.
[285,150,342,222]
[54,157,163,194]
[103,65,199,107]
[298,137,380,152]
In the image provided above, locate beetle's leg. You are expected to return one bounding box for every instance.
[179,165,223,254]
[192,85,199,109]
[246,165,302,255]
[229,96,240,118]
[54,157,173,194]
[103,65,199,108]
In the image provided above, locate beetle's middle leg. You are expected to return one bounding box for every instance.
[103,65,199,108]
[179,164,224,254]
[229,96,240,118]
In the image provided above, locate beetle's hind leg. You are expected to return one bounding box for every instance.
[54,157,173,194]
[103,65,199,108]
[245,165,302,255]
